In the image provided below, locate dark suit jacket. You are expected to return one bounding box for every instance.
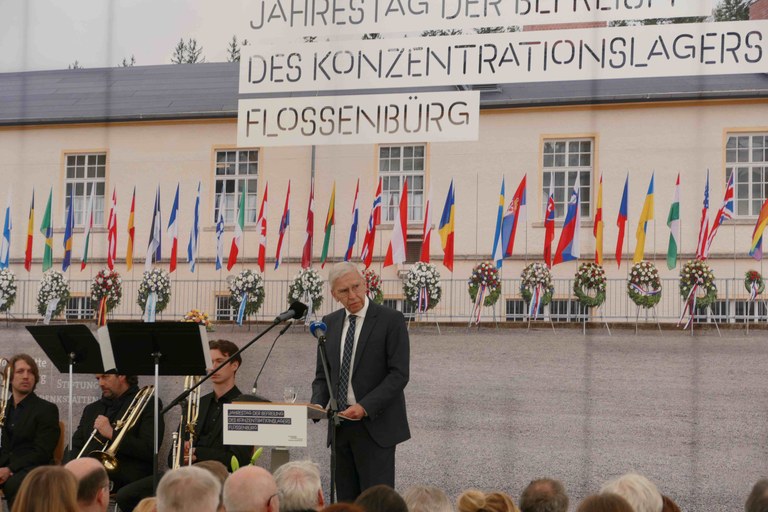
[68,386,164,489]
[0,393,59,473]
[311,301,410,448]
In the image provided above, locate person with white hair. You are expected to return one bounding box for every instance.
[403,485,454,512]
[156,466,221,512]
[223,465,280,512]
[600,473,663,512]
[274,460,324,512]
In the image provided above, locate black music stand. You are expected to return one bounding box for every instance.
[104,322,211,490]
[26,324,113,453]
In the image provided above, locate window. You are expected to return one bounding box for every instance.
[542,139,593,219]
[379,145,425,223]
[549,299,587,322]
[215,294,235,321]
[66,296,94,320]
[65,154,106,227]
[505,299,527,321]
[727,134,768,216]
[214,150,259,225]
[382,298,415,319]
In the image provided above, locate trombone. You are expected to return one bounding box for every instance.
[0,358,10,449]
[171,376,201,469]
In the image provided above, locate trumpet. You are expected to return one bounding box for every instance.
[90,385,155,471]
[0,359,10,449]
[171,376,201,469]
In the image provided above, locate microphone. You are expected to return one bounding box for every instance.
[309,321,327,339]
[274,302,308,324]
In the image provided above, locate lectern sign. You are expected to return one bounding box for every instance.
[224,403,308,447]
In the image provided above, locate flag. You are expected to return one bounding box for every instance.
[227,186,245,271]
[215,208,225,271]
[126,187,135,271]
[40,188,53,272]
[666,173,681,270]
[491,178,505,268]
[24,191,34,272]
[275,181,291,270]
[80,185,95,271]
[168,184,180,272]
[320,182,335,268]
[62,197,74,272]
[106,188,117,270]
[594,173,604,265]
[345,180,360,262]
[749,198,768,260]
[187,182,200,272]
[419,196,431,263]
[384,180,408,267]
[553,186,581,264]
[256,183,268,273]
[360,178,382,269]
[501,175,527,258]
[633,173,654,264]
[145,186,162,271]
[615,175,629,268]
[704,171,735,258]
[544,180,555,268]
[439,181,455,271]
[301,177,314,269]
[696,169,710,259]
[0,192,11,269]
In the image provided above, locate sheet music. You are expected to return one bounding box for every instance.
[96,326,117,372]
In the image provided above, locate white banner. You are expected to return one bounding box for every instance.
[223,403,308,447]
[240,20,768,94]
[244,0,712,39]
[237,91,480,146]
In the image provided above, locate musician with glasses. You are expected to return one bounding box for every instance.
[0,354,60,507]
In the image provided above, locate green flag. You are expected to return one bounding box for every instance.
[320,182,335,268]
[666,174,680,270]
[40,188,53,271]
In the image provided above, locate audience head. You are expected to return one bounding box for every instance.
[403,486,454,512]
[746,479,768,512]
[194,460,229,511]
[576,494,634,512]
[661,495,681,512]
[457,490,520,512]
[274,460,324,512]
[320,505,364,512]
[601,473,663,512]
[224,465,280,512]
[519,478,568,512]
[156,466,221,512]
[10,465,79,512]
[354,485,408,512]
[64,457,110,512]
[134,498,158,512]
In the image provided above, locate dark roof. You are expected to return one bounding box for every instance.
[0,62,766,126]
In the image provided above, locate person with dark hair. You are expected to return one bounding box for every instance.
[354,484,408,512]
[519,478,569,512]
[321,505,364,512]
[576,494,634,512]
[746,479,768,512]
[10,465,79,512]
[661,495,681,512]
[0,354,60,507]
[65,457,110,512]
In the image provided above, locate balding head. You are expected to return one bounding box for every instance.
[223,466,279,512]
[65,458,109,512]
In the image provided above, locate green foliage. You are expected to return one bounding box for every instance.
[171,38,205,64]
[714,0,750,21]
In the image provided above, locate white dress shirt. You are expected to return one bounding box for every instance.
[339,296,370,406]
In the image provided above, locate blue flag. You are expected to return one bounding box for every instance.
[187,182,201,272]
[62,197,74,271]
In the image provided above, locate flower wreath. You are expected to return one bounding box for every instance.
[468,261,501,307]
[679,260,717,309]
[137,268,171,314]
[0,268,17,313]
[229,269,265,317]
[573,262,607,308]
[36,270,71,317]
[90,268,123,312]
[184,309,214,332]
[744,270,765,298]
[363,268,384,305]
[288,268,324,313]
[520,262,554,306]
[403,262,442,312]
[627,261,662,309]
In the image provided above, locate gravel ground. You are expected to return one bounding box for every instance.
[4,322,767,511]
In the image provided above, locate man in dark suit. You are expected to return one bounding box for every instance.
[311,262,410,502]
[0,353,60,506]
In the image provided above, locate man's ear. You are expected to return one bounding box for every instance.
[317,489,325,508]
[98,485,110,507]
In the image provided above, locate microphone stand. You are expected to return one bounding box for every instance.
[240,320,294,402]
[315,331,341,504]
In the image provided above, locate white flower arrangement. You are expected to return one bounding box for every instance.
[403,262,442,311]
[0,268,17,313]
[229,269,265,317]
[627,260,662,308]
[288,268,324,313]
[90,268,123,312]
[680,259,717,308]
[520,262,554,306]
[573,262,607,308]
[137,268,171,314]
[36,270,70,317]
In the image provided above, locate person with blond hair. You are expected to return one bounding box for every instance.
[10,465,79,512]
[403,485,454,512]
[156,466,221,512]
[600,473,663,512]
[457,489,520,512]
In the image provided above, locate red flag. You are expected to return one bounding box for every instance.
[360,179,382,269]
[275,181,291,270]
[384,181,408,267]
[419,198,431,263]
[615,175,629,268]
[126,187,136,271]
[107,188,117,270]
[256,183,268,273]
[23,191,34,272]
[302,177,314,269]
[544,182,555,268]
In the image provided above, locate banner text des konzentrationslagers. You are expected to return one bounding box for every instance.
[239,21,767,93]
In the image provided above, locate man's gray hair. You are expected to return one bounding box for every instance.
[274,460,322,512]
[328,262,363,289]
[600,473,662,512]
[403,485,454,512]
[156,466,221,512]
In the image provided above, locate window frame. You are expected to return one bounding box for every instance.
[726,133,768,218]
[214,149,260,226]
[541,138,594,220]
[378,144,427,224]
[64,152,107,227]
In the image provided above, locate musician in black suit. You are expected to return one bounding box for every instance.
[0,353,60,507]
[311,262,410,501]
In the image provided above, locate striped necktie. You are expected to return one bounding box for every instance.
[338,315,356,410]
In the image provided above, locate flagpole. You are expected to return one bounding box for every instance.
[475,172,479,257]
